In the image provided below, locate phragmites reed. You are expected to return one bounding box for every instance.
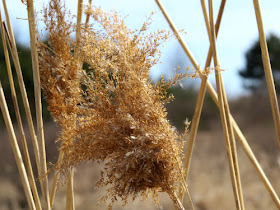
[39,0,191,208]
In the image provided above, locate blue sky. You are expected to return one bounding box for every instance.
[5,0,280,98]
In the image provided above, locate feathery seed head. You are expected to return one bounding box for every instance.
[39,0,191,207]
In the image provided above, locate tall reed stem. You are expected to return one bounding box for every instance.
[0,16,42,210]
[50,0,84,206]
[208,1,242,208]
[85,0,92,26]
[2,0,44,204]
[155,0,280,208]
[0,82,36,210]
[208,1,244,209]
[50,151,64,207]
[179,0,226,202]
[66,168,75,210]
[65,1,83,209]
[26,1,51,209]
[169,192,185,210]
[74,0,83,60]
[252,0,280,150]
[232,120,280,208]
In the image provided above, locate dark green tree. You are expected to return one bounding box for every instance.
[239,33,280,92]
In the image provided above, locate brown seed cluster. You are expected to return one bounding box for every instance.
[39,0,190,207]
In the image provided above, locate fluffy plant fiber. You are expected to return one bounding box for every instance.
[39,0,189,207]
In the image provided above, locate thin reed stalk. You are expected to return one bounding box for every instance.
[200,0,211,42]
[65,1,83,208]
[156,0,280,207]
[66,168,75,210]
[85,0,92,26]
[208,1,242,208]
[179,0,226,202]
[0,82,36,210]
[232,120,280,208]
[26,1,50,209]
[0,17,42,210]
[50,151,64,207]
[202,64,280,209]
[49,1,83,206]
[252,0,280,150]
[155,0,198,68]
[74,0,83,59]
[171,192,185,210]
[205,70,280,208]
[208,1,244,209]
[1,0,44,201]
[205,64,280,208]
[221,77,244,210]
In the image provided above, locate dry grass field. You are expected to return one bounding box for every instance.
[1,94,279,210]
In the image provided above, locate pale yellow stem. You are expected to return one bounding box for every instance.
[0,82,36,210]
[208,1,244,209]
[66,168,75,210]
[208,1,241,209]
[85,0,92,26]
[0,17,42,210]
[156,0,280,208]
[50,1,83,207]
[252,0,280,150]
[169,191,185,210]
[50,151,64,207]
[179,0,226,202]
[232,119,280,208]
[200,0,211,42]
[2,0,43,204]
[74,0,83,59]
[65,1,84,209]
[26,1,51,209]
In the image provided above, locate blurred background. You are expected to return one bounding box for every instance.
[0,0,280,209]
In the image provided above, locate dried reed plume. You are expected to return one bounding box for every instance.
[39,0,191,208]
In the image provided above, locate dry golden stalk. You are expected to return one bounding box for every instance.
[208,1,244,209]
[156,0,280,208]
[66,168,75,210]
[74,0,83,60]
[221,77,244,210]
[0,82,36,210]
[155,0,198,69]
[252,0,280,150]
[50,151,64,207]
[208,74,280,207]
[200,0,211,43]
[26,1,51,209]
[64,0,84,208]
[2,0,44,201]
[232,120,280,208]
[179,0,226,202]
[0,17,42,210]
[85,0,92,26]
[39,0,191,208]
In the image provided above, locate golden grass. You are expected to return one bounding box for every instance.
[208,0,244,208]
[0,11,41,210]
[39,0,192,209]
[155,0,280,208]
[253,0,280,150]
[179,0,226,201]
[0,0,279,209]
